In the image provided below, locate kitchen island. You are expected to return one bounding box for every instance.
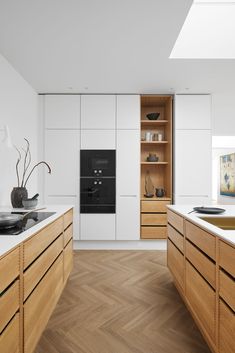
[0,205,73,353]
[167,205,235,353]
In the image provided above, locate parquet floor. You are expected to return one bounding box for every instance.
[35,251,211,353]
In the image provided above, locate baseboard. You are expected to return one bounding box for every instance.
[73,240,167,250]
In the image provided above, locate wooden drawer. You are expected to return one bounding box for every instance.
[141,226,167,239]
[185,221,215,260]
[23,216,63,269]
[186,240,216,288]
[23,234,63,301]
[0,313,20,353]
[64,208,73,230]
[0,280,19,333]
[141,200,170,213]
[219,300,235,353]
[219,240,235,277]
[167,209,184,234]
[64,224,73,247]
[24,253,64,353]
[186,260,216,342]
[64,239,73,283]
[167,239,184,290]
[141,213,167,226]
[168,224,184,253]
[219,270,235,311]
[0,247,19,293]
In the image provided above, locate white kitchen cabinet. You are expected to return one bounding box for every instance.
[175,95,211,130]
[80,214,115,240]
[44,95,80,129]
[117,95,140,129]
[81,95,116,129]
[45,130,80,196]
[81,130,115,149]
[174,129,211,204]
[116,130,140,195]
[116,196,140,240]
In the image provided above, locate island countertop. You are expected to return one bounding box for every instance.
[0,205,73,258]
[167,204,235,247]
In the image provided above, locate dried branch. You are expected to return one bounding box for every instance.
[24,161,51,187]
[21,138,30,186]
[14,145,22,187]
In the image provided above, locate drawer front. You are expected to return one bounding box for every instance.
[24,253,64,353]
[64,224,73,247]
[167,239,184,290]
[186,240,216,288]
[141,213,167,226]
[219,240,235,277]
[186,261,216,341]
[0,313,20,353]
[64,239,73,283]
[168,224,184,253]
[219,270,235,311]
[141,226,167,239]
[0,280,19,333]
[23,216,63,269]
[219,300,235,353]
[0,247,19,293]
[64,208,73,230]
[167,210,184,234]
[141,200,170,213]
[185,221,215,260]
[23,234,63,301]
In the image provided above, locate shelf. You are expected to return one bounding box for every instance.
[141,141,168,144]
[141,120,168,126]
[141,162,168,165]
[141,196,171,201]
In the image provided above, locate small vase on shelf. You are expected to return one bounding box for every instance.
[11,187,28,208]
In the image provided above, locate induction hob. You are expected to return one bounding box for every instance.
[0,212,56,235]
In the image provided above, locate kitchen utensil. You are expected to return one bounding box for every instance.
[22,199,38,209]
[192,207,225,214]
[30,193,39,200]
[146,113,160,120]
[0,207,46,229]
[156,188,165,197]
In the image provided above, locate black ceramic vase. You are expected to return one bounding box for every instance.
[11,187,28,208]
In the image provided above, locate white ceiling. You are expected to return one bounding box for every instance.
[0,0,235,94]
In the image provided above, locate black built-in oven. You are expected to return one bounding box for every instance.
[80,150,116,213]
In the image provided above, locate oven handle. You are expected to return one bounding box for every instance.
[81,188,99,194]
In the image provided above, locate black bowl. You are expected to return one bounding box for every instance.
[146,112,160,120]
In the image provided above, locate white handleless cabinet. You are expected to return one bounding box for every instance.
[44,95,80,129]
[175,95,211,130]
[45,130,80,196]
[81,130,116,149]
[116,196,140,240]
[80,214,115,240]
[81,95,116,129]
[117,95,140,129]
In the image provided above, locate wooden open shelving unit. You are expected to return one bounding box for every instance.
[140,95,173,239]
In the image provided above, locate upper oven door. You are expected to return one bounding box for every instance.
[80,150,116,177]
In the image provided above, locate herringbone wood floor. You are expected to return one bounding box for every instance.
[35,251,211,353]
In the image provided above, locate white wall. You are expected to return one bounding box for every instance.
[0,54,38,206]
[212,92,235,136]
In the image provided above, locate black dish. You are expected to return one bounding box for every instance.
[146,113,160,120]
[193,207,225,214]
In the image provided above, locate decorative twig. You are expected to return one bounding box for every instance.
[24,161,51,187]
[14,145,22,187]
[21,139,31,186]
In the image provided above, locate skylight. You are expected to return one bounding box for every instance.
[170,0,235,58]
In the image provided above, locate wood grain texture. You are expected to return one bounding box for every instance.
[141,213,167,226]
[0,279,19,333]
[0,246,19,292]
[167,239,184,290]
[64,224,73,247]
[219,270,235,311]
[219,300,235,353]
[168,224,184,253]
[141,226,167,239]
[219,240,235,277]
[0,313,20,353]
[35,250,210,353]
[64,209,73,230]
[167,210,184,234]
[141,200,170,213]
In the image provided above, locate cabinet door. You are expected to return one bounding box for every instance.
[174,130,211,201]
[45,130,80,196]
[80,214,115,240]
[117,95,140,129]
[81,95,116,129]
[175,94,211,130]
[116,196,140,240]
[44,95,80,129]
[117,130,140,195]
[80,130,115,149]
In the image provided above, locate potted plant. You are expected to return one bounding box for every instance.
[11,138,51,208]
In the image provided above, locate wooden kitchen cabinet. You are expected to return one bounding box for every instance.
[0,280,19,333]
[219,299,235,353]
[64,239,73,283]
[0,246,19,293]
[0,313,20,353]
[167,239,184,291]
[168,224,184,253]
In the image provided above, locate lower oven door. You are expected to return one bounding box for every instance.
[80,178,115,213]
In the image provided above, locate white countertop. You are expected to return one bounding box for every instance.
[168,205,235,246]
[0,205,73,258]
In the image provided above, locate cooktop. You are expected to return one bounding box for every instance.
[0,211,56,235]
